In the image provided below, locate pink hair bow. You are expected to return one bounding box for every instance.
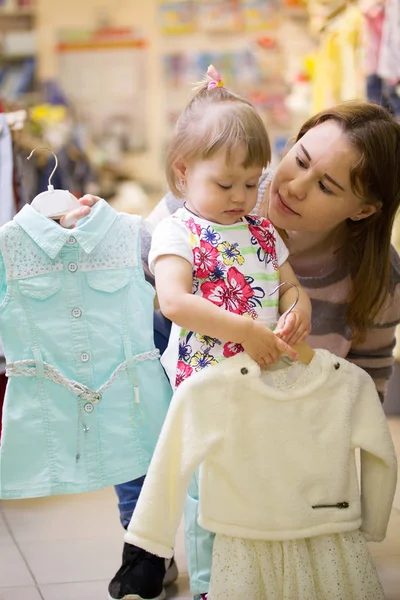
[207,65,225,90]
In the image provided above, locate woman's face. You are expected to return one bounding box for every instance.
[268,121,376,232]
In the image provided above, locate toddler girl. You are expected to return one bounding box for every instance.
[149,66,311,391]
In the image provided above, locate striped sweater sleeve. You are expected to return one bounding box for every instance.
[347,247,400,400]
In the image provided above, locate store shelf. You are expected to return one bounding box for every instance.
[0,9,35,17]
[0,2,36,99]
[0,52,34,60]
[282,8,308,20]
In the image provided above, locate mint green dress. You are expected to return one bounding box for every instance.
[0,200,171,499]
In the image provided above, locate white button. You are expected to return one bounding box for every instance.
[80,352,90,362]
[68,262,78,273]
[72,308,82,318]
[83,402,94,413]
[68,236,76,245]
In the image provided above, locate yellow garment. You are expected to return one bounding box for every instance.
[312,4,365,112]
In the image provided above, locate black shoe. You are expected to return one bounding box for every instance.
[108,542,179,600]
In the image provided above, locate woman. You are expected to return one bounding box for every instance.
[62,101,400,600]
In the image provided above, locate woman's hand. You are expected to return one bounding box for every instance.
[275,309,311,346]
[59,195,102,229]
[241,320,298,368]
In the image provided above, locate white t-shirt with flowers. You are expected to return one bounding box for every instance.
[149,207,289,388]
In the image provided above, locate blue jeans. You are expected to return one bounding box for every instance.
[115,474,146,528]
[114,309,172,528]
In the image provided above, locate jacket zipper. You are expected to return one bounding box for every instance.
[312,502,349,509]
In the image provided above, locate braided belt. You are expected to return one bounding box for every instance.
[6,349,160,403]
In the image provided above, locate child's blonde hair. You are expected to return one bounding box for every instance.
[166,75,271,198]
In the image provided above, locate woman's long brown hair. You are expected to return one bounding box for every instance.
[273,102,400,342]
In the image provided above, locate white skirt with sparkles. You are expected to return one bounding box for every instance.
[209,530,384,600]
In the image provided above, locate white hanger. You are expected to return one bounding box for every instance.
[27,147,81,219]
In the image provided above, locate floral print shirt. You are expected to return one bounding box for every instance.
[149,207,289,388]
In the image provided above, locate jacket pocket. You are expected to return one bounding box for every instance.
[19,273,62,300]
[85,268,132,293]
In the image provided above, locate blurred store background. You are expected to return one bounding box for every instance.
[0,0,399,411]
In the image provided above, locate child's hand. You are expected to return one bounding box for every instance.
[59,195,101,229]
[241,320,298,368]
[275,309,311,346]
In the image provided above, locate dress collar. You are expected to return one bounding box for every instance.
[14,199,118,259]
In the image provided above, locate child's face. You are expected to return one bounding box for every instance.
[268,121,377,233]
[179,144,263,225]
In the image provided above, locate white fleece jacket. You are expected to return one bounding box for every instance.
[125,350,397,558]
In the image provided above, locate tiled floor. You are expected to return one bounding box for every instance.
[0,418,399,600]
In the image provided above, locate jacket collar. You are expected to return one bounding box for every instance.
[14,199,118,259]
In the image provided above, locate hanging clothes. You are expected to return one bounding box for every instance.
[378,0,400,82]
[363,2,400,116]
[0,114,15,439]
[125,351,397,599]
[0,115,16,228]
[0,199,172,499]
[312,3,364,112]
[12,144,34,211]
[364,1,385,76]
